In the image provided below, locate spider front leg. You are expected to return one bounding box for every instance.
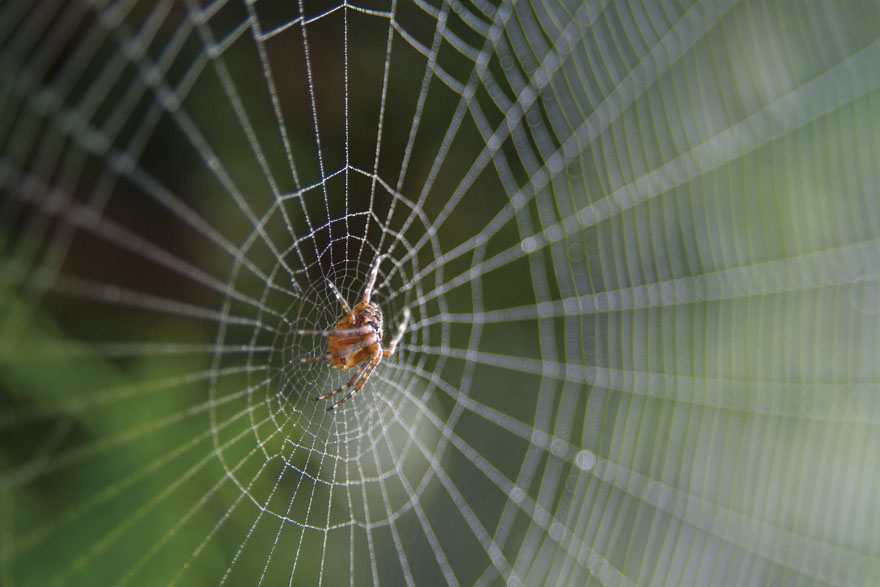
[291,325,373,338]
[362,256,382,304]
[383,307,411,357]
[327,279,355,321]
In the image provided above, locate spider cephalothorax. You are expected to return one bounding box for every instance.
[294,258,409,411]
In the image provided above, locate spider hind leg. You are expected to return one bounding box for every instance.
[326,350,382,411]
[312,359,371,402]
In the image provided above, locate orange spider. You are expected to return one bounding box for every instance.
[294,258,410,411]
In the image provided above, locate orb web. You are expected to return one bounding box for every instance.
[1,0,879,585]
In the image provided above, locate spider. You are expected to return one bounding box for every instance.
[293,258,410,412]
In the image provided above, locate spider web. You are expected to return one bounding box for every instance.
[1,0,879,585]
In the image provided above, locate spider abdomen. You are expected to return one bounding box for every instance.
[325,301,384,370]
[354,302,384,338]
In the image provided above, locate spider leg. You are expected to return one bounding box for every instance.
[295,334,378,364]
[327,279,355,321]
[382,307,411,357]
[292,325,372,337]
[362,256,381,304]
[327,348,383,411]
[312,359,370,402]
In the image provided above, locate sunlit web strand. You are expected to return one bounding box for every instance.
[15,386,296,565]
[0,15,289,298]
[0,162,297,317]
[400,8,879,300]
[0,0,183,329]
[414,234,880,323]
[8,378,298,571]
[391,0,718,284]
[87,0,303,285]
[0,372,275,492]
[52,406,292,586]
[183,0,299,243]
[216,418,318,587]
[387,0,609,261]
[381,370,850,587]
[360,0,400,264]
[0,364,265,432]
